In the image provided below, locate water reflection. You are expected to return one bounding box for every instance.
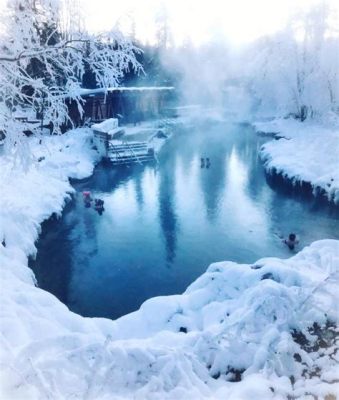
[199,139,228,223]
[31,121,339,319]
[158,153,179,265]
[133,173,145,211]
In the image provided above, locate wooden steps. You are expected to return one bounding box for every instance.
[109,142,148,151]
[108,141,155,165]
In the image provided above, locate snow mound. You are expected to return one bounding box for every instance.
[253,118,303,137]
[1,128,338,399]
[92,118,119,133]
[255,119,339,203]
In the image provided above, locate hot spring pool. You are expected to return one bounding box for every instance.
[30,121,339,319]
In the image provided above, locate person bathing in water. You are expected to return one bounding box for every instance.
[94,198,105,215]
[83,191,92,208]
[201,158,211,168]
[283,233,299,250]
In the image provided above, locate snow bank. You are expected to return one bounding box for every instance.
[253,118,303,138]
[1,128,338,399]
[0,128,98,258]
[255,118,339,203]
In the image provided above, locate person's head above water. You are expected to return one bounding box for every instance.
[289,233,296,241]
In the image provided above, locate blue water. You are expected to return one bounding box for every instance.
[31,121,339,319]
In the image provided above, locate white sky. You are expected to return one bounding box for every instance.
[80,0,339,45]
[0,0,337,45]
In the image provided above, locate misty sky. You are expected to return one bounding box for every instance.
[81,0,339,45]
[0,0,337,45]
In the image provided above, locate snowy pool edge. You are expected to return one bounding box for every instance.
[253,118,339,204]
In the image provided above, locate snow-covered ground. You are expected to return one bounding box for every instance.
[254,117,339,203]
[1,128,338,399]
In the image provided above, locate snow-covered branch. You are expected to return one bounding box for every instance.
[0,0,141,158]
[0,38,92,62]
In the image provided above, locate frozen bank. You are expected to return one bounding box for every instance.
[254,118,339,203]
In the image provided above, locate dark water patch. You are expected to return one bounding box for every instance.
[30,122,339,319]
[29,200,76,306]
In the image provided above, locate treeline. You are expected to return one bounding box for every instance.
[161,2,339,122]
[246,3,339,121]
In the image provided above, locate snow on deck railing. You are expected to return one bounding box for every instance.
[78,86,175,97]
[92,118,119,133]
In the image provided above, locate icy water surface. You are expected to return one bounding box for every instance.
[31,121,339,319]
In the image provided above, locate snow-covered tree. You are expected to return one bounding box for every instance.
[0,0,140,155]
[248,2,339,120]
[155,2,172,49]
